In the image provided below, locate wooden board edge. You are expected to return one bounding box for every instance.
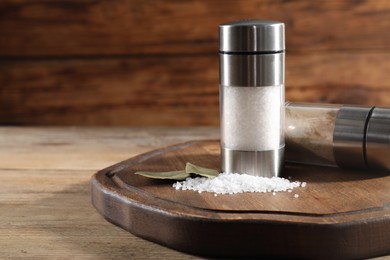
[90,167,390,259]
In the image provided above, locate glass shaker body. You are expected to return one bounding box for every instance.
[221,84,284,151]
[285,102,341,166]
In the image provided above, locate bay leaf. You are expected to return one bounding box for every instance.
[134,170,190,180]
[185,162,219,178]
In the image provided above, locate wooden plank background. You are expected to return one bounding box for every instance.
[1,0,390,126]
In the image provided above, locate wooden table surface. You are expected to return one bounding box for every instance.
[0,127,219,259]
[1,127,389,259]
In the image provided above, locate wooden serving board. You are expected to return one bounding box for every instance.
[91,140,390,259]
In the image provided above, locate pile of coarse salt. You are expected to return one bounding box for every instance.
[173,172,306,196]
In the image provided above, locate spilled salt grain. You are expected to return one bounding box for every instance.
[173,172,306,195]
[294,194,299,198]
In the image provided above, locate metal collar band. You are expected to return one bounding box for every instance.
[366,107,390,171]
[220,52,285,87]
[334,106,390,171]
[221,146,285,177]
[333,106,373,169]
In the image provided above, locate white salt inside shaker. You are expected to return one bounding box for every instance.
[223,86,282,151]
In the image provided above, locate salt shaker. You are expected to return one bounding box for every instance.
[219,20,285,177]
[285,102,390,171]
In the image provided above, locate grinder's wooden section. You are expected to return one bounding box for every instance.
[91,140,390,259]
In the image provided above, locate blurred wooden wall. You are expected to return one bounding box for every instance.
[1,0,390,126]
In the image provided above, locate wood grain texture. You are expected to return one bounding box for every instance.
[0,127,219,259]
[1,52,390,125]
[1,171,207,260]
[1,0,390,56]
[0,127,219,170]
[1,0,390,126]
[0,56,219,126]
[91,140,390,259]
[1,127,389,259]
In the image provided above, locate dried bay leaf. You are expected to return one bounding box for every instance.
[134,163,219,180]
[185,162,219,178]
[134,170,190,180]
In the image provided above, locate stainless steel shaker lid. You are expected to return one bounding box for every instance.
[334,105,390,172]
[366,107,390,171]
[333,105,373,169]
[219,20,285,53]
